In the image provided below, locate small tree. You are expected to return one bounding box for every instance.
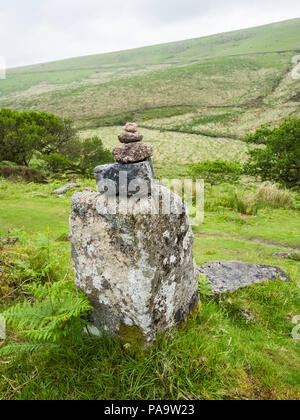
[0,109,76,166]
[244,118,300,188]
[78,136,113,176]
[42,137,113,176]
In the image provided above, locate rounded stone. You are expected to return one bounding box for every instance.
[113,142,153,164]
[118,132,143,144]
[123,122,138,133]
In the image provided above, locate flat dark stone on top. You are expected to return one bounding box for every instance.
[94,157,155,196]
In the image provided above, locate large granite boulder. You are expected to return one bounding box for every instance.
[70,186,200,349]
[197,261,290,295]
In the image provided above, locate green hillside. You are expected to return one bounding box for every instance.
[0,18,299,138]
[1,18,300,401]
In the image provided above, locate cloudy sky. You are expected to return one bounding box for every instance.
[1,0,300,68]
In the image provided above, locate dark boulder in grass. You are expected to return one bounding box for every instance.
[197,261,290,295]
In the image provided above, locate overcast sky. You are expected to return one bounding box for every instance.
[1,0,300,68]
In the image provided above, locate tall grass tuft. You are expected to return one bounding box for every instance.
[255,183,294,209]
[231,191,258,216]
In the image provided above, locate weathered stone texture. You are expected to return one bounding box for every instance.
[197,261,290,295]
[113,142,153,164]
[94,158,155,196]
[123,122,138,133]
[118,132,143,143]
[70,187,199,347]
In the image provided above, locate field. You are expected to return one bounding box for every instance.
[0,18,299,136]
[0,179,299,400]
[0,18,300,400]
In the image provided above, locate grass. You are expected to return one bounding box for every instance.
[2,18,300,96]
[0,17,300,400]
[0,178,299,400]
[0,18,299,137]
[80,126,254,178]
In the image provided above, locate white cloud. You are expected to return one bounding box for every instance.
[1,0,299,68]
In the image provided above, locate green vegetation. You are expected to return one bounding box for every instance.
[0,18,299,401]
[0,179,299,400]
[0,109,112,178]
[0,18,299,137]
[244,118,300,188]
[0,109,76,166]
[190,160,243,185]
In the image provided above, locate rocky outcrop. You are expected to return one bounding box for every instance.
[197,261,290,295]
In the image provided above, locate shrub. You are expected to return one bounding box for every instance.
[224,190,258,216]
[0,230,92,355]
[77,136,113,177]
[190,160,242,185]
[0,160,17,167]
[42,137,113,177]
[233,192,258,216]
[42,153,75,173]
[0,109,112,178]
[0,109,76,166]
[244,118,300,188]
[0,165,46,183]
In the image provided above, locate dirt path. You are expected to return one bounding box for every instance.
[291,55,300,80]
[194,232,300,252]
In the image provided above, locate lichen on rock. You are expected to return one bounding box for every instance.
[70,123,200,350]
[70,186,200,349]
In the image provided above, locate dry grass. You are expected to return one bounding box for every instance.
[80,126,252,171]
[255,183,295,209]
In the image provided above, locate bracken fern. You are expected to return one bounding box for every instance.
[0,279,92,356]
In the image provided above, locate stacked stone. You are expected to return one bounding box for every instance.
[113,123,153,164]
[70,122,200,351]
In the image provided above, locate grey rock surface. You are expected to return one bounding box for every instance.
[94,158,155,196]
[51,183,79,195]
[70,186,199,347]
[197,261,290,295]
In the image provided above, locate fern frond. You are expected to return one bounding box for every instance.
[1,279,92,349]
[0,342,58,356]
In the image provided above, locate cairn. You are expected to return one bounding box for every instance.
[70,123,200,351]
[94,123,155,196]
[113,123,153,164]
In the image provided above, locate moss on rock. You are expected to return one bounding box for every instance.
[118,323,146,353]
[180,299,202,330]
